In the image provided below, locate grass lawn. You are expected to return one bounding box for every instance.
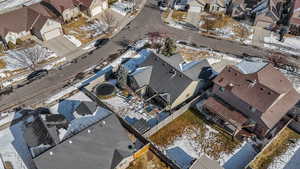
[150,109,241,160]
[249,127,300,169]
[127,150,170,169]
[63,17,106,44]
[171,11,187,21]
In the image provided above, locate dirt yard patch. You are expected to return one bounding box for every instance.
[200,13,234,31]
[249,127,300,169]
[150,110,242,160]
[127,150,170,169]
[63,17,106,44]
[172,11,187,21]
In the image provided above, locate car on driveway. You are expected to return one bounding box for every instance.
[94,38,109,48]
[27,69,48,81]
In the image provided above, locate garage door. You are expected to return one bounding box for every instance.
[91,6,102,16]
[43,28,61,41]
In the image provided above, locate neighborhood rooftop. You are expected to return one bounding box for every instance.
[33,113,133,169]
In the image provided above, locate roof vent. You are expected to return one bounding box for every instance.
[246,79,257,88]
[69,140,73,144]
[102,121,106,125]
[49,151,53,156]
[170,69,176,78]
[88,129,91,133]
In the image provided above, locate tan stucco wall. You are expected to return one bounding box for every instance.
[171,80,199,109]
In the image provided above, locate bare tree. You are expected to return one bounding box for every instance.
[7,45,51,71]
[233,24,250,43]
[101,10,117,32]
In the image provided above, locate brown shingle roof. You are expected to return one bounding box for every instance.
[213,63,300,129]
[203,97,248,128]
[73,0,93,8]
[44,0,76,13]
[0,7,40,36]
[28,3,58,18]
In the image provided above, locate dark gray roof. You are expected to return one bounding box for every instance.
[33,114,133,169]
[129,66,153,88]
[24,116,55,147]
[75,101,98,115]
[135,52,210,104]
[156,53,210,81]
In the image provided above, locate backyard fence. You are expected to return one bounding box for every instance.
[143,96,202,138]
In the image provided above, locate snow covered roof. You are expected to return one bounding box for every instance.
[235,60,268,74]
[33,114,134,169]
[122,49,152,73]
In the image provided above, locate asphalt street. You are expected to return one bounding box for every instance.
[0,0,272,112]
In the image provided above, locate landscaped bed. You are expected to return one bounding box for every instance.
[127,150,170,169]
[149,110,243,167]
[248,127,300,169]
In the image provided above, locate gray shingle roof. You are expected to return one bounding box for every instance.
[75,101,98,115]
[33,114,133,169]
[132,52,210,104]
[130,66,153,88]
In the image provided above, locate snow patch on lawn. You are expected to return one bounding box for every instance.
[264,34,300,56]
[267,140,300,169]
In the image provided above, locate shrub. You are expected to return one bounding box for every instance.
[161,37,176,57]
[16,38,24,46]
[4,161,13,169]
[0,58,6,69]
[0,43,4,53]
[7,41,16,49]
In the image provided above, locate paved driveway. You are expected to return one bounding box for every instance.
[43,36,77,57]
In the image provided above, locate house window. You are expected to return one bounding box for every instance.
[249,106,256,113]
[219,87,225,92]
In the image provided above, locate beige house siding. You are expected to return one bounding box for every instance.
[40,19,63,41]
[62,7,81,22]
[171,81,200,109]
[89,0,108,17]
[5,31,31,44]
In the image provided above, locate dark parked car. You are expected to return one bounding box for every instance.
[94,38,109,48]
[0,86,13,96]
[27,69,48,81]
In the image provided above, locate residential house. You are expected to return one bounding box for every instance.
[289,0,300,35]
[120,51,214,110]
[186,0,227,26]
[200,61,300,139]
[0,7,63,46]
[187,0,226,14]
[252,0,285,29]
[74,0,108,17]
[32,113,134,169]
[42,0,81,22]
